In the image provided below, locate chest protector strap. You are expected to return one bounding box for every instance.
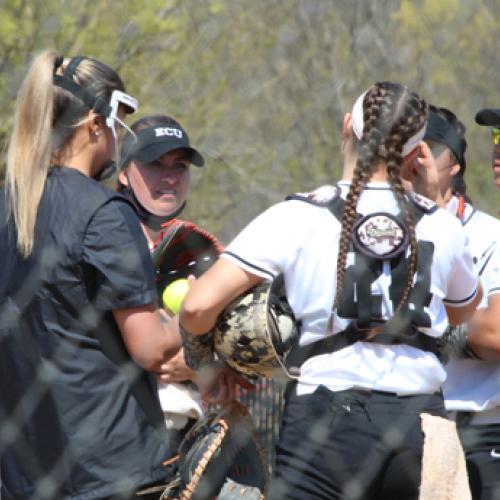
[285,189,440,370]
[286,321,440,370]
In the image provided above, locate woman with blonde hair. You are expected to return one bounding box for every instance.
[180,81,482,499]
[0,51,181,499]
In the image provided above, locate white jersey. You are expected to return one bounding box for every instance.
[442,196,500,412]
[223,182,478,396]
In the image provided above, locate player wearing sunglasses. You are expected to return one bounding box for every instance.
[475,108,500,190]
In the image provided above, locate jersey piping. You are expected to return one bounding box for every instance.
[223,250,275,280]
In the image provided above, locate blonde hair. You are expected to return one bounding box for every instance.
[6,50,125,257]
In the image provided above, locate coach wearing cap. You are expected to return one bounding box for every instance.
[117,114,209,433]
[118,114,204,249]
[475,108,500,190]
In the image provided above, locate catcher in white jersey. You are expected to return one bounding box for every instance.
[425,105,500,500]
[179,82,482,499]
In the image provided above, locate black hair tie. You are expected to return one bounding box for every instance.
[53,55,64,75]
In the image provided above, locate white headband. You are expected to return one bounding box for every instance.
[351,91,367,141]
[351,90,427,157]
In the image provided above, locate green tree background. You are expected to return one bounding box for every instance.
[0,0,498,243]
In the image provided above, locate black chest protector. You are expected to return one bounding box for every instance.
[284,186,441,370]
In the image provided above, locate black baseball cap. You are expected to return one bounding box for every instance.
[475,108,500,127]
[425,110,466,170]
[120,124,204,168]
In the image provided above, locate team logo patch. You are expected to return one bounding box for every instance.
[352,212,408,259]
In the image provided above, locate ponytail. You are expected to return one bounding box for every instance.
[6,50,126,257]
[6,50,59,257]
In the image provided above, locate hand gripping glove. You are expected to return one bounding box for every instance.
[161,401,268,500]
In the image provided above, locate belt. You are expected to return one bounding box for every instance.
[349,388,442,399]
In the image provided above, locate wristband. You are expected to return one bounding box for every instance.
[438,324,481,363]
[180,323,215,370]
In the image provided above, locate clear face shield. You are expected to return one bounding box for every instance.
[52,56,140,181]
[96,90,139,181]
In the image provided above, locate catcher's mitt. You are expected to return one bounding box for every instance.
[213,274,300,381]
[161,401,268,500]
[152,219,224,293]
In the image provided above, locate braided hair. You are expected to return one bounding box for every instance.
[334,82,428,326]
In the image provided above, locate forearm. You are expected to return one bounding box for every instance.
[467,307,500,361]
[179,304,221,336]
[134,314,182,371]
[114,305,182,372]
[180,258,264,335]
[440,300,500,362]
[157,311,183,361]
[179,259,264,371]
[177,275,224,372]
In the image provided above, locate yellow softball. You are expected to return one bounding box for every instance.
[162,278,190,315]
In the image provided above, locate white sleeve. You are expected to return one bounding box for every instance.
[484,244,500,297]
[222,200,308,280]
[443,226,479,307]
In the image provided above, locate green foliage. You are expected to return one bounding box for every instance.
[0,0,498,236]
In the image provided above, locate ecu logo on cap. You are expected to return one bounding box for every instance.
[154,127,183,138]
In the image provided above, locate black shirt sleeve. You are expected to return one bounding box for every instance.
[82,198,158,310]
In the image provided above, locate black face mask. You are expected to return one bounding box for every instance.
[120,186,186,231]
[92,160,117,182]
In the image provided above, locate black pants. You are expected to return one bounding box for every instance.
[267,385,446,500]
[458,423,500,500]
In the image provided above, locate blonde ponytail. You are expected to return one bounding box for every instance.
[6,50,127,258]
[6,50,58,257]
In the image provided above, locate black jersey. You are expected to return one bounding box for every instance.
[0,167,176,499]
